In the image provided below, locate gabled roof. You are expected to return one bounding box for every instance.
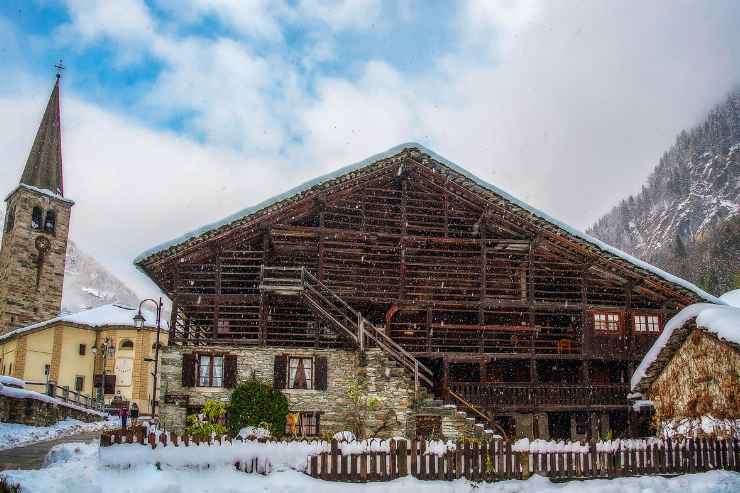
[20,77,64,197]
[134,143,723,304]
[631,291,740,394]
[0,304,160,343]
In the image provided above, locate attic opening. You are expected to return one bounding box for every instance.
[44,210,56,234]
[31,207,43,229]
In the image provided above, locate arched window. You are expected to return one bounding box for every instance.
[119,339,134,350]
[4,207,15,233]
[44,210,56,234]
[31,207,43,230]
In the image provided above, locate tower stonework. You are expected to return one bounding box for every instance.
[0,77,73,335]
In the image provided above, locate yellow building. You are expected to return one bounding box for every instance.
[0,304,168,415]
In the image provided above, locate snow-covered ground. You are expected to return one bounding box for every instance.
[3,441,740,493]
[0,417,118,450]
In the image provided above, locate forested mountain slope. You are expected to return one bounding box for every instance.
[588,90,740,295]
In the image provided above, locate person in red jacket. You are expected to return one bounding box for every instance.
[120,405,130,430]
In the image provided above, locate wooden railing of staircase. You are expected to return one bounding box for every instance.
[446,388,509,440]
[260,266,434,387]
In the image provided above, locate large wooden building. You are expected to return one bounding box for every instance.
[136,144,720,439]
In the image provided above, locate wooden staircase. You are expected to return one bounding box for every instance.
[260,265,506,438]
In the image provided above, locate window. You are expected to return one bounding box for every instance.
[79,344,86,356]
[44,364,50,376]
[634,315,661,333]
[593,312,621,333]
[75,376,84,392]
[197,354,224,387]
[44,210,56,233]
[288,357,313,390]
[31,207,43,229]
[119,339,134,350]
[285,412,320,436]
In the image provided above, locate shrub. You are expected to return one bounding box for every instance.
[185,399,227,440]
[227,378,289,437]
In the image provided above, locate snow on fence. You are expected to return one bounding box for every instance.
[99,430,740,482]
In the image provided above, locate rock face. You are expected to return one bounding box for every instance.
[62,241,138,313]
[588,90,740,295]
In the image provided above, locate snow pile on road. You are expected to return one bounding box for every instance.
[0,418,118,450]
[5,443,740,493]
[98,439,330,473]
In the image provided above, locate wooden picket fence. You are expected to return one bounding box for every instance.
[100,430,740,482]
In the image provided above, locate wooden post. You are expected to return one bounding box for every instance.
[398,440,408,477]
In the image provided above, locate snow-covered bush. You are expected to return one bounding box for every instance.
[238,426,271,440]
[332,431,355,442]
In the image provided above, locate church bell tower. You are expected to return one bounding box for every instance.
[0,72,74,335]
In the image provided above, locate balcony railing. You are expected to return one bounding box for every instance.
[446,382,630,410]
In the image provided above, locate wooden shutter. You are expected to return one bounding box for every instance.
[315,412,321,436]
[182,353,196,387]
[274,354,287,389]
[224,354,238,388]
[315,356,328,390]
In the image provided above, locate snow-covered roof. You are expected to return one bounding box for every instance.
[719,289,740,308]
[135,142,721,304]
[0,303,160,343]
[631,297,740,392]
[4,183,75,205]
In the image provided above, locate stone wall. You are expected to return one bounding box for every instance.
[648,329,740,422]
[158,345,418,437]
[0,395,103,426]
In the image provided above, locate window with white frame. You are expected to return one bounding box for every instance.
[634,314,660,333]
[593,312,621,333]
[197,354,224,387]
[288,357,313,390]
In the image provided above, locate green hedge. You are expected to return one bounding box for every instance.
[227,378,289,437]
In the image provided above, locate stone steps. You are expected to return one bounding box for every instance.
[376,353,497,441]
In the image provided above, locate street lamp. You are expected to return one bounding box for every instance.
[134,298,163,417]
[92,337,114,408]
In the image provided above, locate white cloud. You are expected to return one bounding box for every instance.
[2,0,739,299]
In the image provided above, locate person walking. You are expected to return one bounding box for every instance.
[120,405,130,430]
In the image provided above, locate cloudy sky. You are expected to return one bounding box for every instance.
[1,0,739,301]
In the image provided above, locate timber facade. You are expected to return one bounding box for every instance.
[137,144,715,440]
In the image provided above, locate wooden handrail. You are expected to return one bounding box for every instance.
[447,388,508,440]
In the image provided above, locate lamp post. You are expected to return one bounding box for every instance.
[92,337,114,408]
[134,298,163,417]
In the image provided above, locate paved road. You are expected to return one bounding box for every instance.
[0,431,103,471]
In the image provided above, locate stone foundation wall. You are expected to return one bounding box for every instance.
[158,345,418,437]
[0,395,104,426]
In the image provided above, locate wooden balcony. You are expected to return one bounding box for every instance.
[446,382,631,412]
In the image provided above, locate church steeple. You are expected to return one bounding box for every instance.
[20,75,64,196]
[0,72,74,334]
